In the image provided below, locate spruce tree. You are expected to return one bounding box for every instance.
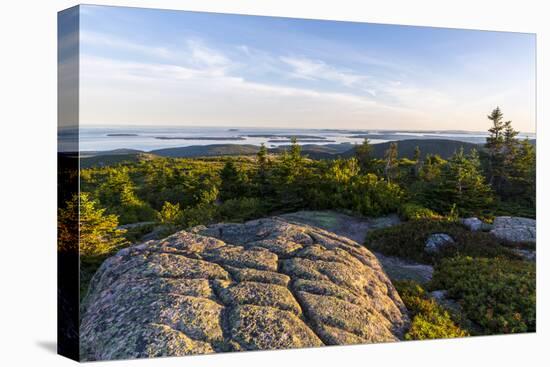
[220,159,248,201]
[58,193,127,256]
[425,148,493,216]
[355,138,375,173]
[157,201,183,226]
[485,107,506,192]
[256,143,271,196]
[413,146,421,161]
[499,119,520,197]
[509,138,536,206]
[384,142,399,182]
[289,136,302,162]
[413,145,422,178]
[257,143,268,167]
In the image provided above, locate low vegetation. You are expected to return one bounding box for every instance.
[59,108,536,333]
[365,219,518,264]
[394,280,468,340]
[430,257,536,334]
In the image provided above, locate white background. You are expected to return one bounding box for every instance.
[0,0,547,365]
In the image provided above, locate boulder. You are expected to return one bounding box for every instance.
[81,217,409,361]
[490,216,536,243]
[461,217,483,232]
[424,233,455,254]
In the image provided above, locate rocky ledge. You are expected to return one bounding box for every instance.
[80,217,409,361]
[490,216,536,243]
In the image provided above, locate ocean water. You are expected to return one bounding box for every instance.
[68,126,535,152]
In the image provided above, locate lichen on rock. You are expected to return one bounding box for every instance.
[80,217,409,361]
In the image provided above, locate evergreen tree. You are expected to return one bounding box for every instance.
[420,154,445,182]
[157,201,183,226]
[97,168,155,223]
[272,137,308,210]
[508,138,536,205]
[485,107,506,192]
[384,142,399,182]
[58,193,127,256]
[503,120,519,152]
[256,143,272,197]
[289,136,302,162]
[413,145,422,177]
[257,143,268,167]
[355,138,375,173]
[219,159,248,201]
[497,119,521,198]
[423,148,493,216]
[412,146,420,161]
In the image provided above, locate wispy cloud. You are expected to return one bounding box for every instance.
[79,35,447,128]
[80,31,172,58]
[80,49,422,128]
[186,39,229,67]
[280,56,369,88]
[78,20,534,132]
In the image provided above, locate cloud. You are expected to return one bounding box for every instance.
[79,52,421,128]
[79,35,533,131]
[80,31,172,58]
[280,56,369,88]
[186,39,230,67]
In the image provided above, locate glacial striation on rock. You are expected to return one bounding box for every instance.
[80,217,409,361]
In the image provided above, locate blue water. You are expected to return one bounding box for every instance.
[63,125,535,152]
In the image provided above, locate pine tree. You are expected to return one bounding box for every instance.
[289,136,302,162]
[485,107,506,192]
[256,143,271,197]
[355,138,375,173]
[420,154,445,182]
[413,146,421,161]
[424,148,493,216]
[257,143,268,167]
[220,159,248,201]
[384,142,399,182]
[508,138,536,205]
[498,119,520,197]
[58,193,127,256]
[503,120,519,150]
[413,145,422,177]
[157,201,183,225]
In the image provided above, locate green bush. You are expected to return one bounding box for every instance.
[219,197,266,222]
[399,203,442,221]
[181,203,219,228]
[394,280,467,340]
[58,193,128,256]
[365,219,518,264]
[157,201,183,225]
[430,256,536,335]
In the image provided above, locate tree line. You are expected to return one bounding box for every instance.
[59,107,535,256]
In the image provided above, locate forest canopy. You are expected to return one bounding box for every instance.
[74,108,534,240]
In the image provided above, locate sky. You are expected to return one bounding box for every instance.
[71,5,535,132]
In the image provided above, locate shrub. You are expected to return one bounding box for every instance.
[219,197,266,222]
[157,201,183,225]
[430,257,536,335]
[182,203,219,228]
[58,193,127,256]
[394,280,468,340]
[365,219,518,264]
[399,203,442,221]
